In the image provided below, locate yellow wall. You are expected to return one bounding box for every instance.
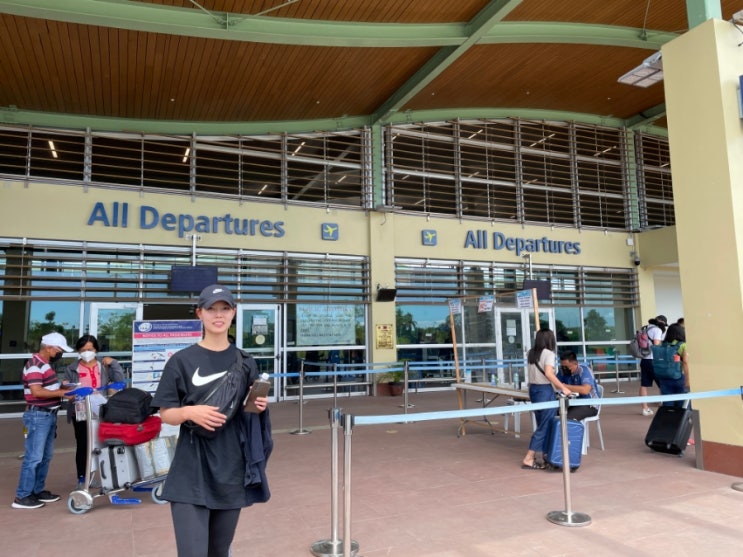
[2,178,644,271]
[2,178,662,365]
[664,18,743,473]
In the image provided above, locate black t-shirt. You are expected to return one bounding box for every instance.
[152,343,256,509]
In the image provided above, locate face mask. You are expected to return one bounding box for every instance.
[79,350,96,363]
[49,352,63,364]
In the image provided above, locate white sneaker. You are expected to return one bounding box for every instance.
[642,408,654,416]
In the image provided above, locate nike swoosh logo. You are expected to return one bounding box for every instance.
[192,367,228,387]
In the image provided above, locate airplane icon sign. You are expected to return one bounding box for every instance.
[322,223,339,241]
[422,229,437,246]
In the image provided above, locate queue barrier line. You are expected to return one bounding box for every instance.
[325,387,743,556]
[353,388,740,426]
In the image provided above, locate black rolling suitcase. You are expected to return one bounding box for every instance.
[544,417,584,471]
[645,405,693,455]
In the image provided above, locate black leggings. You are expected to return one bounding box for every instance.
[170,502,241,557]
[72,417,88,478]
[567,405,598,421]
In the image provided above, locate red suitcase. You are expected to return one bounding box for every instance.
[98,415,162,446]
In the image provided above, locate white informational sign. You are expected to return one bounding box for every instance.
[477,295,494,313]
[448,298,463,315]
[516,289,533,309]
[251,315,268,335]
[131,320,202,394]
[296,304,356,346]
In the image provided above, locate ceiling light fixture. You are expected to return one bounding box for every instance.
[182,147,190,163]
[618,52,663,88]
[47,140,58,159]
[292,141,306,155]
[529,133,555,148]
[593,146,614,157]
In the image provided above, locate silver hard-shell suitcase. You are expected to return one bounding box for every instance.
[98,444,139,490]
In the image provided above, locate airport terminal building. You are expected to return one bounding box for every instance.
[1,2,742,475]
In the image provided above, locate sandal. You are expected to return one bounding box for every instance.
[521,461,546,470]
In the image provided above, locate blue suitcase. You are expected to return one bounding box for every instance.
[544,416,584,471]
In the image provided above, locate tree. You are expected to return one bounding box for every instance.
[97,312,137,351]
[395,308,417,345]
[583,309,613,341]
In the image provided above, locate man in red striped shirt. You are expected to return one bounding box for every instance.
[12,332,74,509]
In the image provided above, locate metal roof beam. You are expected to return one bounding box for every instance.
[685,0,722,29]
[625,104,667,129]
[371,0,522,124]
[0,106,667,137]
[0,0,677,49]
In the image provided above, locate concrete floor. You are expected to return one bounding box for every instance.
[1,382,742,557]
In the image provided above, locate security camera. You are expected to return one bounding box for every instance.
[633,255,641,266]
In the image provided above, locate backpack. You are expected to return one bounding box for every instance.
[183,349,258,439]
[651,342,683,380]
[629,325,653,358]
[99,388,156,424]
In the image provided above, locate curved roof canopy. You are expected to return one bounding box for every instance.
[0,0,740,134]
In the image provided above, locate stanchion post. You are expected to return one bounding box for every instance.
[291,360,310,435]
[332,363,339,407]
[399,361,414,411]
[508,362,513,385]
[342,413,359,557]
[611,353,624,394]
[546,394,591,527]
[311,408,349,557]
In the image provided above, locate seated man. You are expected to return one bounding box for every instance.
[557,351,599,420]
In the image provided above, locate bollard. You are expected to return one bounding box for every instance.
[611,353,625,394]
[546,393,591,527]
[332,363,339,406]
[291,360,310,435]
[399,361,414,411]
[311,408,351,557]
[342,413,359,557]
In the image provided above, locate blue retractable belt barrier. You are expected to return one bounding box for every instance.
[353,388,740,426]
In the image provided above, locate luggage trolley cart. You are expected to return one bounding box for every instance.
[67,386,173,514]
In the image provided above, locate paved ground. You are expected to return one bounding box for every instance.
[1,381,742,557]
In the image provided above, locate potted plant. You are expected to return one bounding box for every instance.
[387,370,405,396]
[375,369,405,396]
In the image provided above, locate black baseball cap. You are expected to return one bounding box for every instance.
[198,284,235,308]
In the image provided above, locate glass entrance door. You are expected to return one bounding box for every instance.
[496,308,555,361]
[498,310,526,361]
[236,305,280,401]
[89,302,143,382]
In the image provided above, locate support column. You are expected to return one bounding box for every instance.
[664,18,743,475]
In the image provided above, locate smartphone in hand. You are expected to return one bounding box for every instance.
[244,376,271,413]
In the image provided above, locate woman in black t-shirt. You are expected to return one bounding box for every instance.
[152,285,268,557]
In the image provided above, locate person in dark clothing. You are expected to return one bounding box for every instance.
[152,285,271,557]
[64,334,125,485]
[557,351,599,421]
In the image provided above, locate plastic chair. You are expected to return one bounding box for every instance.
[582,383,605,455]
[504,399,537,438]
